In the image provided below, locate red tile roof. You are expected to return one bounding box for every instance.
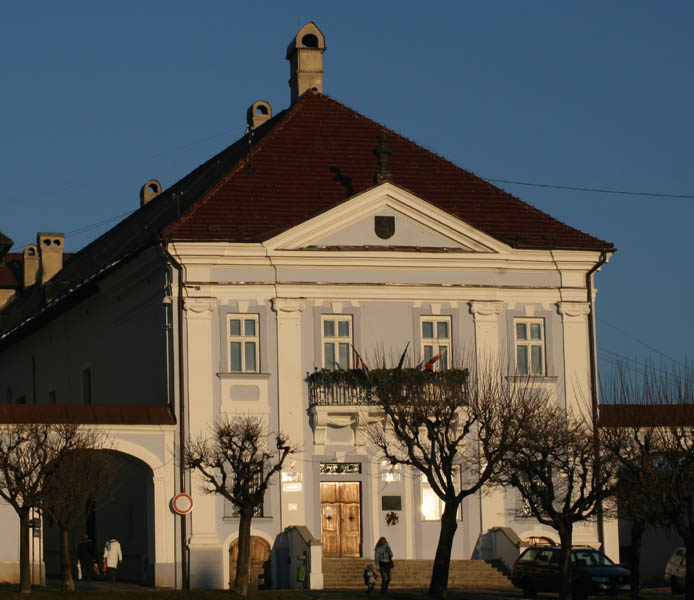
[0,404,176,425]
[599,404,694,427]
[164,92,613,251]
[0,253,23,288]
[0,90,613,345]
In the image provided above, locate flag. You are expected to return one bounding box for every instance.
[396,342,410,370]
[417,353,443,371]
[352,346,369,374]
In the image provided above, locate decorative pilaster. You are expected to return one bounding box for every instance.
[469,301,503,364]
[467,301,504,554]
[183,296,221,564]
[557,301,591,413]
[272,298,307,527]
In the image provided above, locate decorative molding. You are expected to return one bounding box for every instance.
[183,297,216,318]
[271,298,306,313]
[469,301,503,321]
[557,301,590,320]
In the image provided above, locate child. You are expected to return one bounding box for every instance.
[363,563,377,593]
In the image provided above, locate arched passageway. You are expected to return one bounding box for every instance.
[43,450,155,584]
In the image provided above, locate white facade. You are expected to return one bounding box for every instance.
[0,139,618,588]
[0,181,617,587]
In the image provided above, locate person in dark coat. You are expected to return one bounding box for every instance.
[77,533,95,581]
[374,537,394,593]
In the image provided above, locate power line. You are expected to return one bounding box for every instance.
[483,177,694,199]
[597,317,683,366]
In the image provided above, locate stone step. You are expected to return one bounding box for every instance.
[321,558,513,590]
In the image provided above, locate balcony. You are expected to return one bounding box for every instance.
[308,369,375,406]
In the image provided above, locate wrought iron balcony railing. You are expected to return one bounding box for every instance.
[308,369,375,406]
[307,368,468,407]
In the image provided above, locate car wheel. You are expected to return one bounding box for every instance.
[670,576,682,595]
[522,580,537,598]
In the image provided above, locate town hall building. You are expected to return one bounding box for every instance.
[0,23,616,589]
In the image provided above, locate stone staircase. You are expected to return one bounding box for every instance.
[322,558,514,590]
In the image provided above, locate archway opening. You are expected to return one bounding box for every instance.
[43,449,155,585]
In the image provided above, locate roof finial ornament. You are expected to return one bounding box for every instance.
[374,130,393,184]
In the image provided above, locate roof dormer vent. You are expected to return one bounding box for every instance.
[286,22,326,105]
[140,179,162,207]
[247,100,272,130]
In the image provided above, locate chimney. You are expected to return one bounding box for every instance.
[247,100,272,130]
[37,233,64,284]
[140,179,162,207]
[23,244,39,288]
[286,22,326,104]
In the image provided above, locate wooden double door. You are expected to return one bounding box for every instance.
[321,481,361,557]
[229,536,271,589]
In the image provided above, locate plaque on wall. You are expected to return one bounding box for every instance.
[382,496,402,511]
[320,462,362,474]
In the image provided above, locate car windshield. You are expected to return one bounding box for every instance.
[571,549,615,566]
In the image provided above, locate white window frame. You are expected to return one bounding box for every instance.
[420,467,462,521]
[227,314,260,373]
[420,316,452,370]
[514,318,546,376]
[321,315,353,370]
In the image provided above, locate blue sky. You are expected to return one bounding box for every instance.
[2,2,692,377]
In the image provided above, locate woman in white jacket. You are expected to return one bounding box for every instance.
[103,538,123,582]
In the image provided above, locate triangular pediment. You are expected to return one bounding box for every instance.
[265,183,508,253]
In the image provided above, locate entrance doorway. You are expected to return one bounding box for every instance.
[229,536,271,589]
[320,481,361,557]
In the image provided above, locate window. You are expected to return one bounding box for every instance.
[420,316,451,370]
[322,315,352,370]
[82,368,91,404]
[229,469,264,517]
[420,468,461,521]
[228,315,259,372]
[515,319,545,375]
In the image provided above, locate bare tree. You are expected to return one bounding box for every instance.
[184,415,295,596]
[601,364,694,600]
[42,445,118,591]
[494,401,620,600]
[0,423,103,593]
[368,359,544,599]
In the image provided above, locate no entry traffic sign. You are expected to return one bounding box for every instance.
[171,493,194,515]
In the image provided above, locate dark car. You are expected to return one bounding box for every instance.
[511,546,630,599]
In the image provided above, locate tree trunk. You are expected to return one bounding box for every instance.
[557,525,574,600]
[629,518,645,596]
[428,499,460,599]
[233,509,253,596]
[59,526,75,592]
[18,507,31,594]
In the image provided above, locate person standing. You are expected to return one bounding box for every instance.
[77,533,95,581]
[374,537,393,593]
[103,537,123,582]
